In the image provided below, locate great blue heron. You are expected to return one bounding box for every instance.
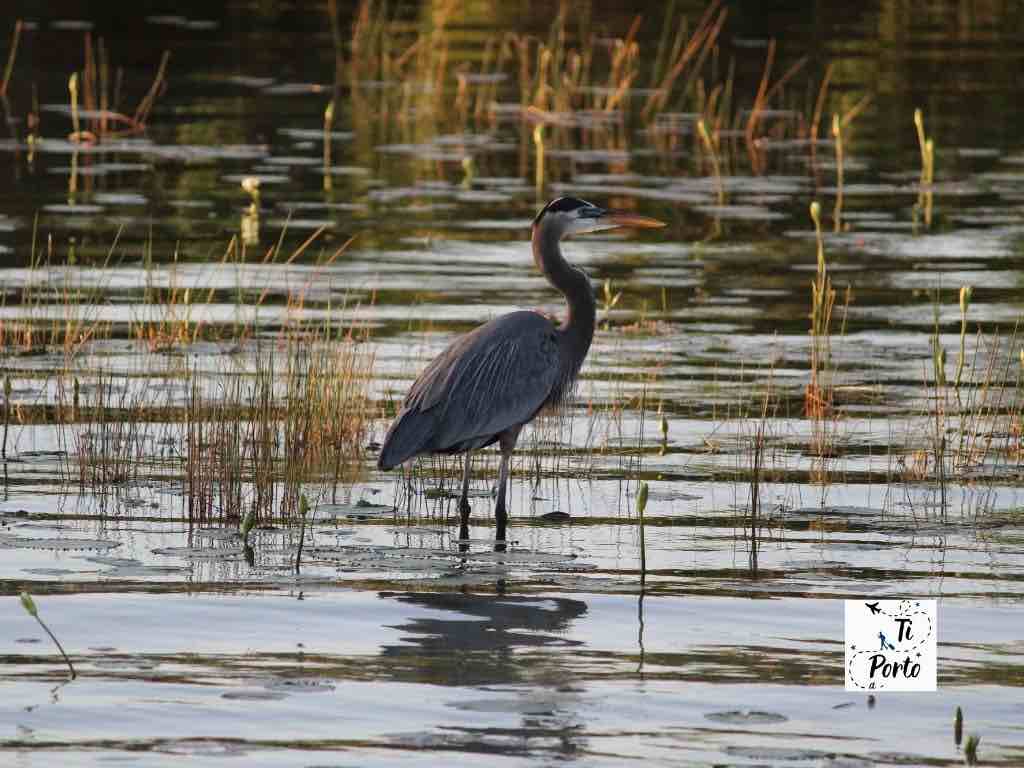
[378,196,665,541]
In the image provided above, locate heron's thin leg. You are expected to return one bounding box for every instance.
[458,451,472,542]
[494,426,521,547]
[494,449,511,545]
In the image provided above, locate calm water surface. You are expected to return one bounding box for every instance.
[1,2,1024,766]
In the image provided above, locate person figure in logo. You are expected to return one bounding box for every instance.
[878,631,895,651]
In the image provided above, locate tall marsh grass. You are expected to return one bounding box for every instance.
[0,224,376,525]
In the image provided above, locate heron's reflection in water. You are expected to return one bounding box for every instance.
[379,590,587,685]
[378,590,590,758]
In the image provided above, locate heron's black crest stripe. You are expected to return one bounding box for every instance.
[532,196,593,225]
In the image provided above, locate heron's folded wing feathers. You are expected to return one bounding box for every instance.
[407,311,561,449]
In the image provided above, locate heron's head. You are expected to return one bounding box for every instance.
[532,196,666,238]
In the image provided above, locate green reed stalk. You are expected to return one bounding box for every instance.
[636,481,648,585]
[2,376,10,459]
[68,73,80,201]
[20,592,76,680]
[808,201,833,383]
[832,114,844,232]
[914,109,935,228]
[68,72,80,136]
[697,119,724,205]
[323,99,334,192]
[914,108,927,174]
[954,285,972,395]
[931,293,947,512]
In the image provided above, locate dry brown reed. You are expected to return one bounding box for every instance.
[339,0,837,191]
[0,20,23,98]
[64,32,170,144]
[0,220,376,526]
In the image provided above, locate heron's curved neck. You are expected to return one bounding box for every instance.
[532,222,595,358]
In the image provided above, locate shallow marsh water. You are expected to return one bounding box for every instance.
[2,2,1024,766]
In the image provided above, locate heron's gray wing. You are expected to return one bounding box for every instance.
[379,312,560,468]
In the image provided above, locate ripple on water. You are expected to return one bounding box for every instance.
[279,127,354,142]
[220,173,290,185]
[264,678,336,694]
[195,528,242,541]
[724,745,832,761]
[317,502,395,520]
[693,204,788,221]
[154,740,248,757]
[42,203,105,214]
[451,692,583,715]
[704,709,788,724]
[261,83,328,96]
[93,657,161,671]
[220,690,288,701]
[1,537,121,551]
[93,192,149,206]
[151,546,244,560]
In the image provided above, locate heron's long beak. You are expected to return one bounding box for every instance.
[602,211,666,229]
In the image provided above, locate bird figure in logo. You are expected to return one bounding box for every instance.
[377,197,665,542]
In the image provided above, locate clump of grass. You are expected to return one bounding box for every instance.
[951,324,1020,475]
[805,201,852,485]
[339,0,838,186]
[348,0,457,138]
[642,0,728,121]
[63,33,170,142]
[891,297,1022,514]
[964,733,980,765]
[807,203,835,428]
[0,220,115,359]
[66,369,157,490]
[182,332,375,525]
[0,224,379,526]
[20,591,76,680]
